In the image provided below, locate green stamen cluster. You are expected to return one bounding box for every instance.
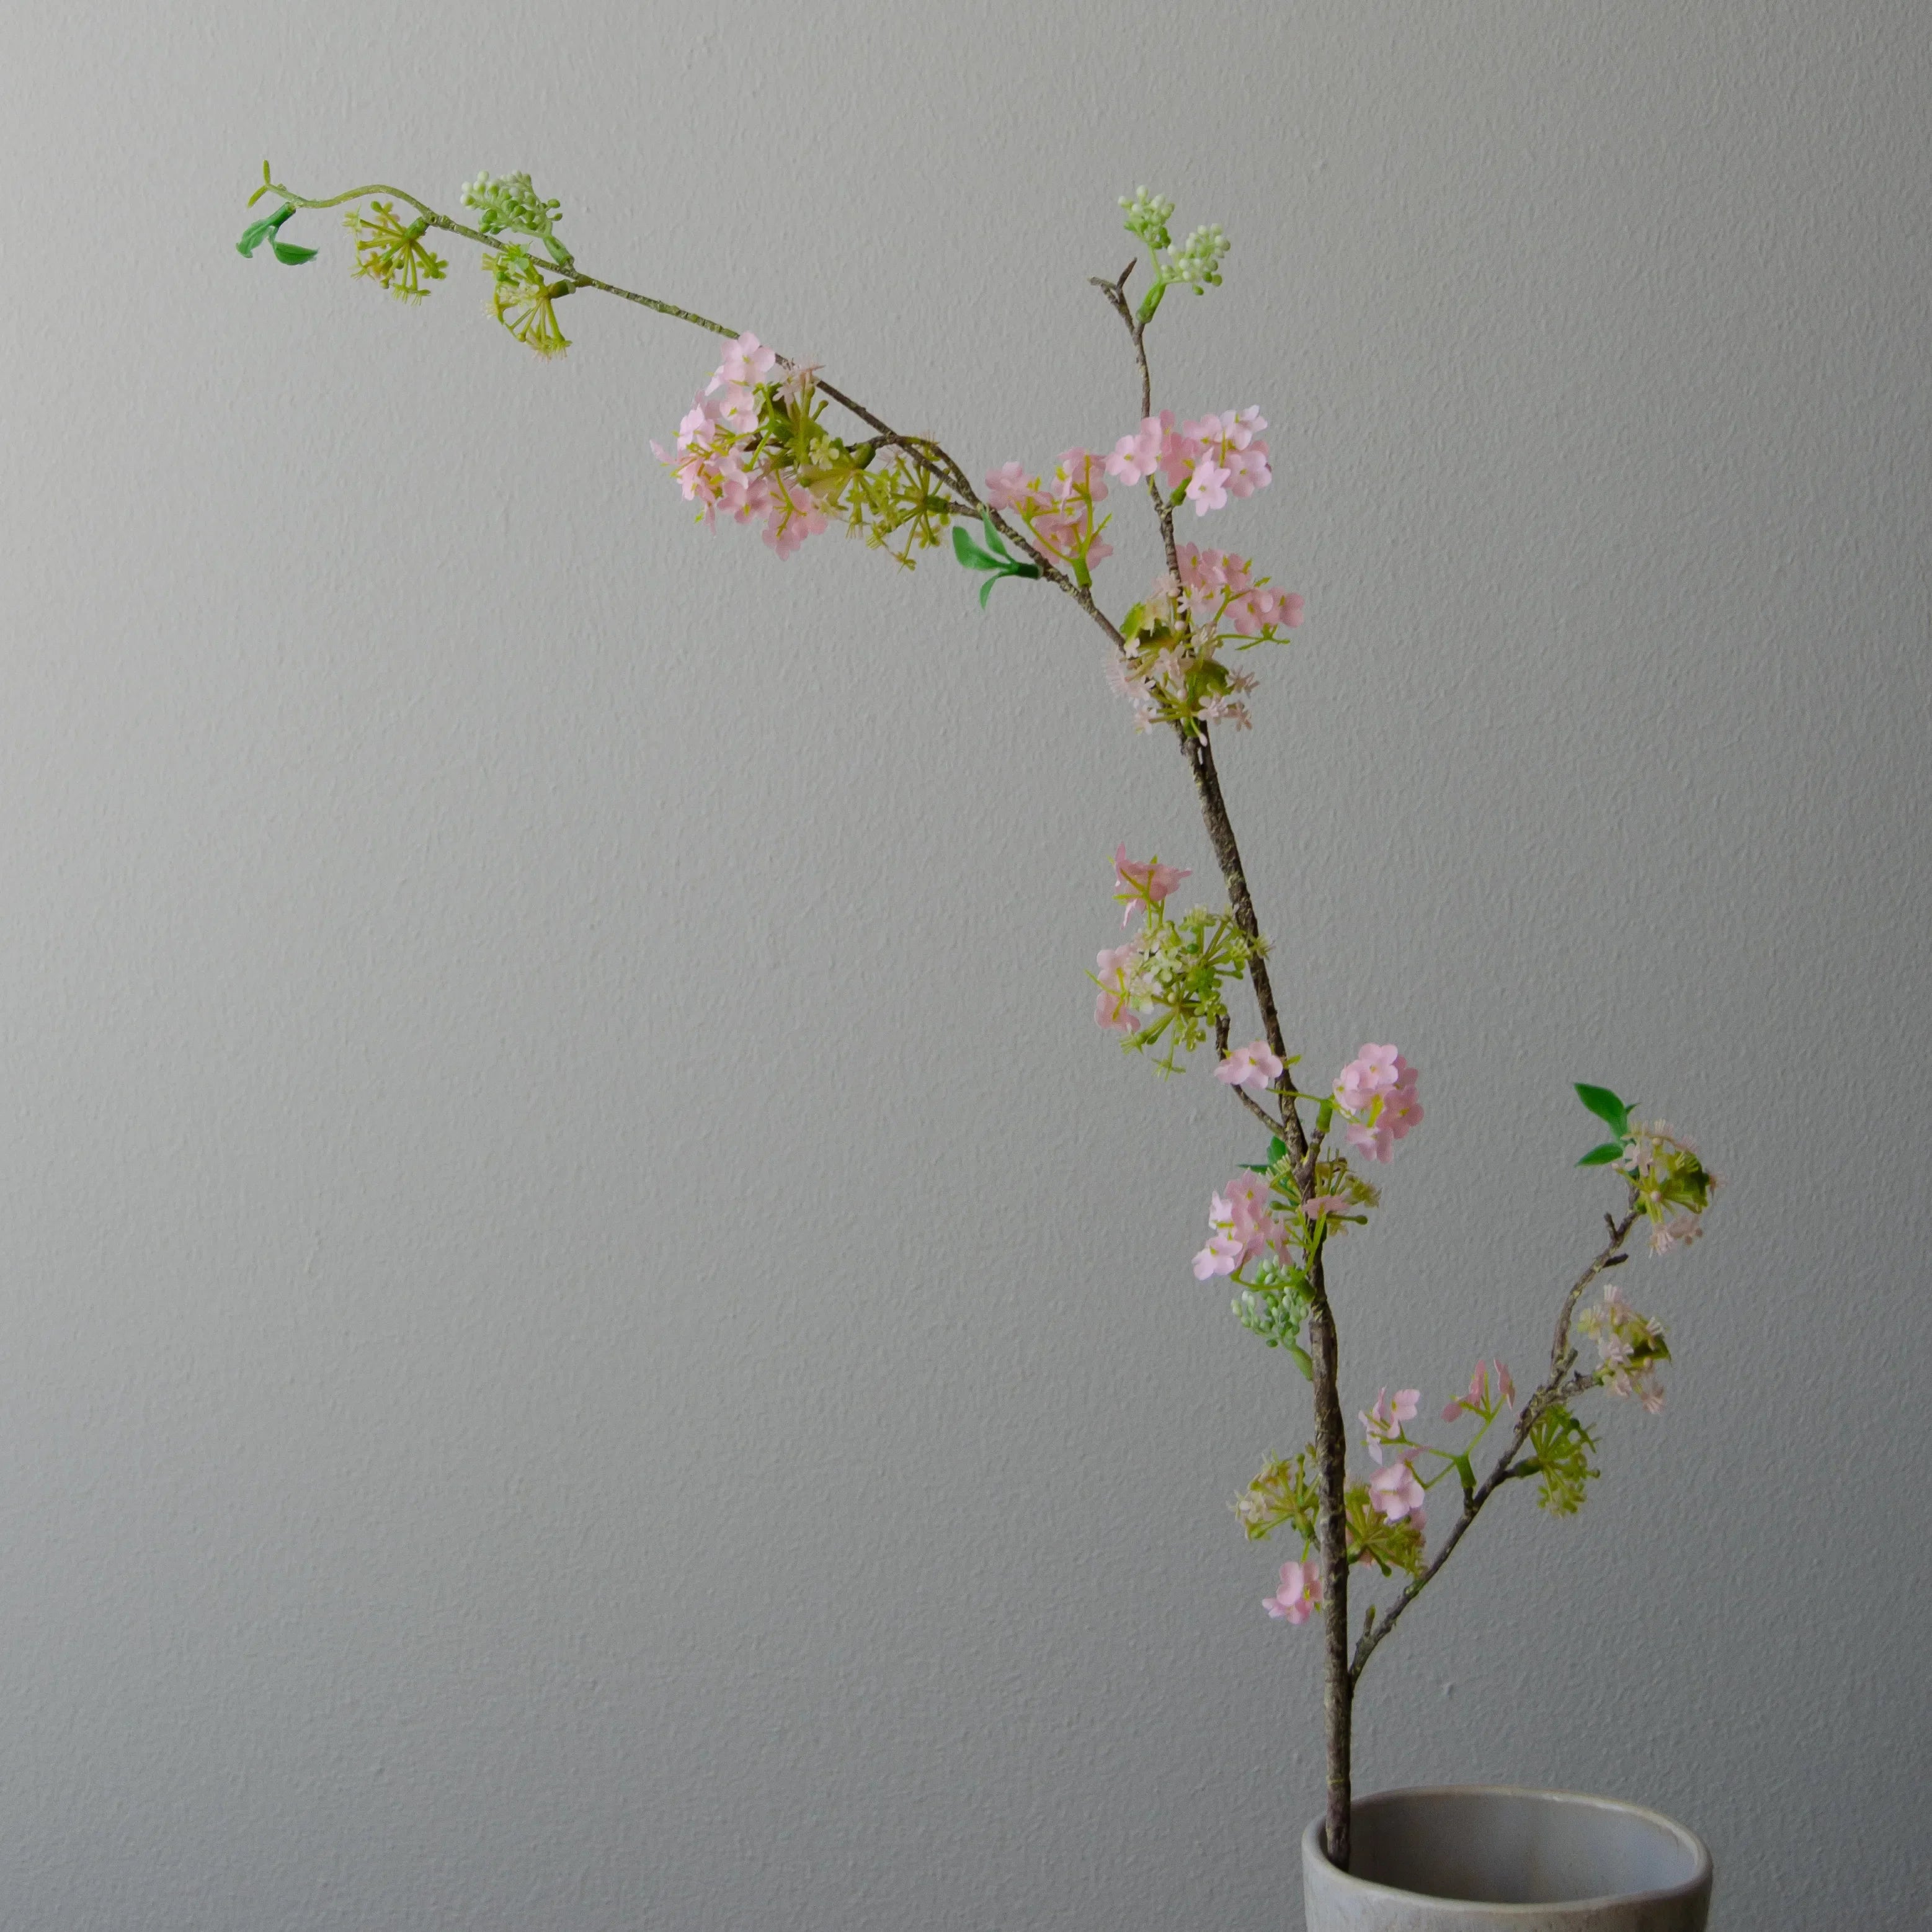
[1120,904,1258,1073]
[345,202,448,302]
[1522,1404,1599,1515]
[482,246,571,357]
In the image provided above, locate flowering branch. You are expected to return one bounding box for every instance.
[237,167,1722,1882]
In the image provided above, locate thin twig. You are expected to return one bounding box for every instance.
[1347,1204,1641,1686]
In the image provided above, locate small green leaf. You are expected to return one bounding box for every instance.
[1266,1136,1288,1165]
[238,202,298,259]
[1574,1083,1631,1136]
[1286,1341,1314,1382]
[977,576,999,610]
[270,238,318,264]
[1576,1142,1624,1167]
[951,527,998,571]
[978,514,1013,562]
[1121,601,1150,641]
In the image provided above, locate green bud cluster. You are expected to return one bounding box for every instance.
[1119,185,1175,251]
[1234,1256,1315,1375]
[1161,223,1231,296]
[461,170,572,265]
[1120,187,1231,323]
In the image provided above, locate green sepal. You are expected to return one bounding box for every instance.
[1574,1083,1631,1137]
[1576,1141,1625,1167]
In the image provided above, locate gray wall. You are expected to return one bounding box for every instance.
[4,2,1927,1925]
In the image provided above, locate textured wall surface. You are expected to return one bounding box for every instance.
[4,3,1928,1926]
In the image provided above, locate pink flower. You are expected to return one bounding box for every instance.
[1185,458,1231,515]
[1368,1459,1426,1523]
[1053,448,1109,507]
[1191,1172,1289,1280]
[1113,844,1191,925]
[1191,1225,1245,1280]
[760,471,827,559]
[710,331,777,391]
[1333,1045,1421,1162]
[983,462,1036,511]
[1262,1557,1322,1624]
[1104,414,1170,486]
[1360,1387,1420,1465]
[1093,943,1143,1035]
[1442,1360,1515,1422]
[1302,1192,1355,1222]
[1216,1039,1284,1095]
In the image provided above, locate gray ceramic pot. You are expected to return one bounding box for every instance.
[1301,1787,1711,1931]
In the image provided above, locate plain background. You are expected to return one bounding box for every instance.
[3,2,1928,1926]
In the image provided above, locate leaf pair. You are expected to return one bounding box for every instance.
[1574,1082,1632,1166]
[951,514,1041,608]
[236,202,316,266]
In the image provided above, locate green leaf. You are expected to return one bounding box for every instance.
[977,576,999,610]
[1574,1083,1631,1137]
[238,202,298,259]
[1576,1141,1624,1167]
[1266,1136,1288,1165]
[1120,601,1150,641]
[951,526,998,571]
[978,514,1013,562]
[1286,1340,1314,1382]
[270,238,318,265]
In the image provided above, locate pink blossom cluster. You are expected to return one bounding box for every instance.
[1616,1122,1720,1254]
[1262,1557,1322,1623]
[1359,1386,1420,1465]
[1092,940,1144,1035]
[984,450,1113,571]
[1215,1038,1283,1095]
[1332,1044,1423,1164]
[1113,844,1190,927]
[1175,544,1304,638]
[1107,636,1259,734]
[1578,1284,1669,1413]
[651,333,828,560]
[1368,1459,1426,1528]
[1441,1359,1515,1422]
[1103,408,1272,517]
[1191,1172,1291,1281]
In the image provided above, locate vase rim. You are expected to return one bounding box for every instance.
[1301,1784,1713,1915]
